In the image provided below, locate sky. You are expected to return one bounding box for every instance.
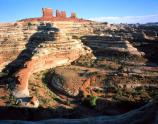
[0,0,158,24]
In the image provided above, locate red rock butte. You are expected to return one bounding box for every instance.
[19,8,89,22]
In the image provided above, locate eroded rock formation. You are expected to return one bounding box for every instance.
[19,8,88,22]
[0,7,158,124]
[0,20,145,100]
[81,36,143,56]
[12,24,92,98]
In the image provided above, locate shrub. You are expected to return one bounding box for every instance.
[89,95,98,107]
[82,95,98,107]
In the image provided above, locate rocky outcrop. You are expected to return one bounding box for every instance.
[19,8,89,22]
[0,21,104,72]
[0,22,94,99]
[81,35,143,56]
[0,21,145,99]
[13,24,92,98]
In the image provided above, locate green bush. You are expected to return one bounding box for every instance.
[89,95,98,107]
[82,95,98,107]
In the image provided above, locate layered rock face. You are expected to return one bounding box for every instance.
[0,21,100,73]
[0,21,143,98]
[81,35,143,57]
[0,21,157,123]
[0,22,93,98]
[0,23,26,71]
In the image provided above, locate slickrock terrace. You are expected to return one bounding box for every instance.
[0,13,158,123]
[81,35,143,56]
[1,22,93,99]
[0,20,155,101]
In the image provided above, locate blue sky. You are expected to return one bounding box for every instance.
[0,0,158,23]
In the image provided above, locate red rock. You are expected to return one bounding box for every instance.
[19,8,89,23]
[42,8,53,18]
[30,96,38,105]
[71,12,77,18]
[56,10,61,18]
[61,11,67,18]
[80,78,91,97]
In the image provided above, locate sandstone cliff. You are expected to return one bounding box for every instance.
[0,21,143,102]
